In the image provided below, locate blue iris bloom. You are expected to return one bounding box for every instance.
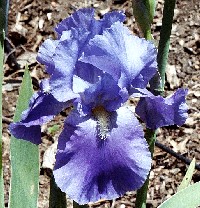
[10,8,188,204]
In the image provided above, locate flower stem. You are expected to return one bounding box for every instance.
[151,0,176,94]
[0,0,6,207]
[135,129,156,208]
[73,201,88,208]
[49,175,67,208]
[135,0,176,207]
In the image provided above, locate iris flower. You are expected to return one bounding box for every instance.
[10,8,188,204]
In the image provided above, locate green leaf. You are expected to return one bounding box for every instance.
[158,182,200,208]
[9,66,39,208]
[0,39,4,207]
[0,2,5,207]
[177,158,196,192]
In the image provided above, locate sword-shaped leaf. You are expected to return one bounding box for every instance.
[9,66,39,208]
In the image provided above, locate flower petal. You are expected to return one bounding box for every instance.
[55,8,125,39]
[36,39,59,74]
[100,10,126,29]
[37,9,127,102]
[80,22,157,89]
[75,62,103,84]
[54,106,151,204]
[50,32,79,102]
[9,80,71,144]
[135,88,188,129]
[77,73,125,113]
[55,8,97,38]
[9,123,41,144]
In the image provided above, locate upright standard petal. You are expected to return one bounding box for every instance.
[36,39,59,74]
[37,9,127,102]
[55,8,97,38]
[78,73,125,113]
[9,80,71,144]
[54,106,151,204]
[135,88,188,129]
[50,31,79,102]
[80,22,157,89]
[100,10,126,31]
[55,9,126,64]
[55,8,125,40]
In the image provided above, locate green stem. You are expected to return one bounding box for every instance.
[0,0,6,207]
[49,175,67,208]
[144,29,152,41]
[135,129,156,208]
[145,0,156,23]
[0,30,4,208]
[73,201,88,208]
[135,0,176,207]
[151,0,176,94]
[135,1,155,206]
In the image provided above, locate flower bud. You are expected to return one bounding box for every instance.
[132,0,156,39]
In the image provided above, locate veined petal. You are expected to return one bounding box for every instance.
[55,8,125,39]
[100,10,126,30]
[129,87,153,98]
[50,32,79,102]
[9,123,41,145]
[55,8,97,38]
[54,106,151,204]
[80,22,157,89]
[78,73,125,113]
[37,9,127,101]
[9,80,71,144]
[36,39,59,74]
[135,88,188,129]
[55,9,126,66]
[75,62,103,84]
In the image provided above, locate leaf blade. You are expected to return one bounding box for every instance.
[158,181,200,208]
[177,158,196,192]
[9,66,39,208]
[0,2,5,207]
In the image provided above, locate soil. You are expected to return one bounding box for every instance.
[2,0,200,207]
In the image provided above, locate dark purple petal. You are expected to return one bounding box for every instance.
[135,88,188,129]
[53,106,151,204]
[80,22,157,89]
[75,62,103,84]
[168,88,188,126]
[9,80,71,144]
[76,73,125,113]
[9,123,41,145]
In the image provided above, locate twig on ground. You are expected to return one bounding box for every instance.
[155,140,200,171]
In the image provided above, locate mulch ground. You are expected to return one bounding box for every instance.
[2,0,200,207]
